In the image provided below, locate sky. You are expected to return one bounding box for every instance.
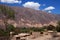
[0,0,60,14]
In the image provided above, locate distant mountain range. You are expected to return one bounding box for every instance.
[0,4,60,29]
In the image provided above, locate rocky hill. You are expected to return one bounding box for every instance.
[0,4,60,29]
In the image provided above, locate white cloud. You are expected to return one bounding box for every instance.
[48,11,52,13]
[44,6,55,11]
[23,2,41,10]
[0,0,22,3]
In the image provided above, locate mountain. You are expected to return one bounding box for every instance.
[0,4,60,29]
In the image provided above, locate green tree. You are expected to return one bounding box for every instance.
[56,21,60,32]
[6,24,15,32]
[47,25,55,30]
[0,29,9,36]
[57,21,60,25]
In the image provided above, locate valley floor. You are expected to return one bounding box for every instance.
[11,32,60,40]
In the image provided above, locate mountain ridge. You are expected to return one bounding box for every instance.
[0,4,60,28]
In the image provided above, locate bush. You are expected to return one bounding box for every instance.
[56,25,60,32]
[28,27,45,32]
[6,24,15,32]
[0,29,9,36]
[14,27,30,34]
[47,25,55,30]
[14,27,45,33]
[57,21,60,25]
[56,21,60,32]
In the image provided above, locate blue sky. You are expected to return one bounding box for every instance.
[0,0,60,14]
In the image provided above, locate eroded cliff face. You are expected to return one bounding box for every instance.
[0,4,59,29]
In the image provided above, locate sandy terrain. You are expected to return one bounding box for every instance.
[26,34,60,40]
